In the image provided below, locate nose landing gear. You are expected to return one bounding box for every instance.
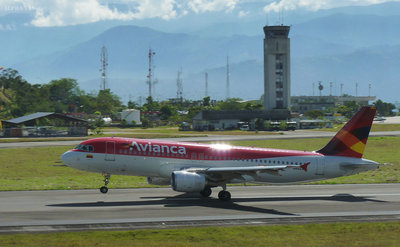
[100,173,111,194]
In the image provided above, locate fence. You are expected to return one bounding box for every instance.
[0,126,88,137]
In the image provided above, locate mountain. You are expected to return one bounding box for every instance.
[14,25,263,82]
[4,3,400,103]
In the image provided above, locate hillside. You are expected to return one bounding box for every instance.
[2,3,400,102]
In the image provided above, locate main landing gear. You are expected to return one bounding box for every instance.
[200,185,231,201]
[200,187,212,197]
[218,184,231,201]
[100,173,110,194]
[218,190,231,201]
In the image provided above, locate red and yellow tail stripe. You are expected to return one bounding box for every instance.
[318,106,376,158]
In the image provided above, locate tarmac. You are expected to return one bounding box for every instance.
[1,184,400,233]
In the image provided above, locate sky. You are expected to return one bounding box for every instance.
[1,0,400,27]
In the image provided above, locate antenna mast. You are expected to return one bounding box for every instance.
[176,68,183,102]
[147,49,156,98]
[100,45,108,90]
[355,82,358,97]
[205,72,209,97]
[226,56,230,99]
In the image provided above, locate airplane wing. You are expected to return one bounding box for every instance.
[340,162,389,171]
[185,163,310,183]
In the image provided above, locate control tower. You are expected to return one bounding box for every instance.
[263,25,291,110]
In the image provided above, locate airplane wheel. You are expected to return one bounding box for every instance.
[100,186,108,194]
[218,190,231,201]
[200,187,212,197]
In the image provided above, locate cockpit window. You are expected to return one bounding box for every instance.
[75,145,94,152]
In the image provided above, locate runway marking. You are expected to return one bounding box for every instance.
[231,193,400,199]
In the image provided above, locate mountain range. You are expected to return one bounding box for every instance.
[2,2,400,103]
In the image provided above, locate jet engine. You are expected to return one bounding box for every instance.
[171,171,206,192]
[147,177,171,186]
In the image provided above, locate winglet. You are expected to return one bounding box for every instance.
[317,106,376,158]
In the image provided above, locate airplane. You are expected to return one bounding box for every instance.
[61,106,380,201]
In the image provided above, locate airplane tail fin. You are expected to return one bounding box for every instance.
[317,106,376,158]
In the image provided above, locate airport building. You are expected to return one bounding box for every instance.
[263,25,291,111]
[291,95,376,113]
[192,109,290,131]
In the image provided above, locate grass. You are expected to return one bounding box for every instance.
[0,146,152,191]
[229,136,400,184]
[0,127,279,143]
[0,133,208,143]
[0,222,399,246]
[104,126,280,136]
[0,136,399,191]
[312,123,400,132]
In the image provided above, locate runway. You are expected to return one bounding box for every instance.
[1,184,400,233]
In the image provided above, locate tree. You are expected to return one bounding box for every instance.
[337,101,360,119]
[127,100,139,109]
[160,104,176,120]
[214,98,244,110]
[202,96,211,107]
[374,99,395,116]
[142,96,160,112]
[0,68,24,92]
[304,110,324,119]
[96,89,122,116]
[244,102,263,111]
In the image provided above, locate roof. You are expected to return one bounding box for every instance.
[193,110,291,121]
[4,112,87,126]
[5,112,54,124]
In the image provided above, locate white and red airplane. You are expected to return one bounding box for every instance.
[62,106,380,201]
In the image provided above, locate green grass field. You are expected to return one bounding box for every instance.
[313,123,400,132]
[0,222,399,247]
[104,126,280,136]
[0,133,208,143]
[0,136,399,191]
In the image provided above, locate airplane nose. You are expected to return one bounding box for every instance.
[61,151,76,166]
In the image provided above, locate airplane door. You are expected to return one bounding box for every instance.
[105,141,116,161]
[315,156,324,175]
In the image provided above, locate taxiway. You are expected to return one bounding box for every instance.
[0,130,399,149]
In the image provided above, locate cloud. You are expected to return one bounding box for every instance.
[29,0,137,27]
[6,0,239,27]
[238,10,249,17]
[187,0,238,13]
[129,0,178,20]
[263,0,400,12]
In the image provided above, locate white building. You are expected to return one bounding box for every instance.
[121,109,141,125]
